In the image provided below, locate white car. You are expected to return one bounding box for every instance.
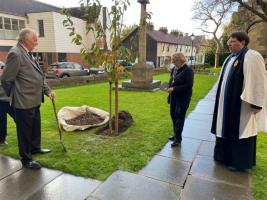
[146,61,155,68]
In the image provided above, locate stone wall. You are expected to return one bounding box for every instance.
[248,21,267,65]
[47,68,168,88]
[46,74,110,88]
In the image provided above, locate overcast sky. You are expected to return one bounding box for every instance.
[37,0,202,35]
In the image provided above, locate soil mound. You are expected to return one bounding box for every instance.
[97,110,133,136]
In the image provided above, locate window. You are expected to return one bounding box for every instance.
[0,17,3,29]
[38,20,44,37]
[176,45,179,52]
[58,53,67,62]
[12,19,18,30]
[0,17,25,40]
[166,45,170,52]
[19,20,25,29]
[66,63,74,69]
[4,18,11,30]
[73,63,82,70]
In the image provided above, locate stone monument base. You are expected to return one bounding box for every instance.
[121,63,161,91]
[121,79,161,91]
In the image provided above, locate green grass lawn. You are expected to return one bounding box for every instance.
[207,67,222,73]
[252,133,267,200]
[1,73,217,181]
[0,73,266,199]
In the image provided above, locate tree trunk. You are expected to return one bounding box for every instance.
[214,44,221,68]
[109,81,113,135]
[114,78,119,135]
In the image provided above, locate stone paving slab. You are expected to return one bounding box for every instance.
[0,168,62,200]
[182,127,215,141]
[192,105,214,115]
[90,171,181,200]
[184,119,212,131]
[139,155,191,186]
[0,154,22,180]
[187,112,213,122]
[157,138,201,162]
[190,155,250,188]
[27,173,102,200]
[180,175,252,200]
[199,94,216,102]
[204,96,216,101]
[196,100,215,107]
[197,141,215,157]
[181,176,253,200]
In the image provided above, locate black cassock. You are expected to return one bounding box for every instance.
[211,48,256,170]
[168,64,194,142]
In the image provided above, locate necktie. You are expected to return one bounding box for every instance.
[28,52,34,60]
[28,52,40,69]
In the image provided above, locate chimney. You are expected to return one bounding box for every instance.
[170,29,179,37]
[147,22,154,31]
[102,7,107,30]
[178,31,184,37]
[159,27,168,34]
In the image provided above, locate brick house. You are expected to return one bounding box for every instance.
[0,0,111,70]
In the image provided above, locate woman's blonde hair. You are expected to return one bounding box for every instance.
[172,53,186,63]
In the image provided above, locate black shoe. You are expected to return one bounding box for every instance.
[31,148,51,155]
[23,160,41,170]
[228,166,246,172]
[169,136,175,141]
[171,140,181,147]
[0,141,8,146]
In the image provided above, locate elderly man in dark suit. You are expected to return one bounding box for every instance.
[1,28,55,169]
[167,53,194,147]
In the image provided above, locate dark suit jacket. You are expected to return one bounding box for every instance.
[1,43,51,109]
[168,64,194,103]
[0,76,10,102]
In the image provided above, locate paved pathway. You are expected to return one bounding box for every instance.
[0,85,252,200]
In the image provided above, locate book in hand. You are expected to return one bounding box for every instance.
[160,82,169,91]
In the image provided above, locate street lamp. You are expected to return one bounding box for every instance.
[137,0,150,3]
[190,33,195,67]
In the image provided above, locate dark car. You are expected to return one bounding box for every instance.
[88,66,105,75]
[46,62,89,78]
[117,60,133,71]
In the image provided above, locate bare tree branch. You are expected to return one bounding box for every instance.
[201,29,215,34]
[246,19,265,32]
[231,0,267,21]
[193,0,234,67]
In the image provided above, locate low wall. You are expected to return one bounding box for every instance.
[47,74,110,88]
[47,68,168,89]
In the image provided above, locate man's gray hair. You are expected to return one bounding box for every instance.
[18,28,37,42]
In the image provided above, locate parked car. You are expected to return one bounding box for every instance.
[133,61,155,68]
[46,62,89,78]
[146,61,155,68]
[88,66,105,75]
[117,60,133,71]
